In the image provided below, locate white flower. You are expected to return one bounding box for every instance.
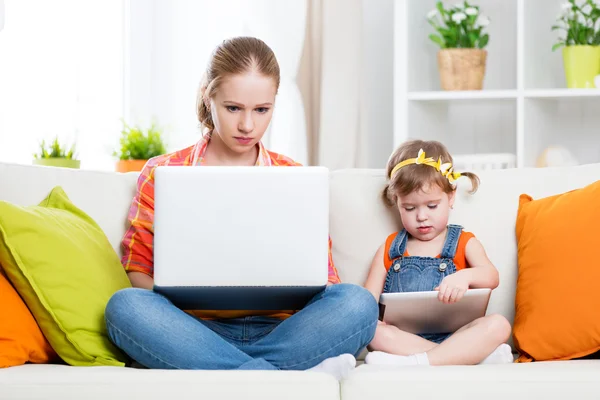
[561,2,573,10]
[452,12,467,23]
[427,9,438,19]
[465,7,478,16]
[477,16,490,27]
[453,2,465,10]
[577,13,587,24]
[581,3,593,13]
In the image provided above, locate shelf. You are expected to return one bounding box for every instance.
[394,0,600,169]
[407,90,518,101]
[407,100,516,156]
[406,89,600,101]
[524,89,600,99]
[523,96,600,167]
[405,0,518,92]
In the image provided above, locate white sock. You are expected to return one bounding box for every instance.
[365,351,430,366]
[307,354,357,380]
[479,344,514,365]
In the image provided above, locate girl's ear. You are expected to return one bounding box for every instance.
[448,190,456,209]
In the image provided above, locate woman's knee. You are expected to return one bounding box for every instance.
[105,288,153,327]
[328,283,379,324]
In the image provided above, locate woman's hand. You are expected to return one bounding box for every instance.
[435,271,471,304]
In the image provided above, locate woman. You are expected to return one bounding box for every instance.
[105,36,378,380]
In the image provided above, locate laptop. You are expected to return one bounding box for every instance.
[378,288,491,334]
[152,165,330,311]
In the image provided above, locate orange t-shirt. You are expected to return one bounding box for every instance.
[383,230,475,272]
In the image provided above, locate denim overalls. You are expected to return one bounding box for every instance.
[383,224,464,344]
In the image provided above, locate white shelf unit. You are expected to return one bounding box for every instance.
[394,0,600,169]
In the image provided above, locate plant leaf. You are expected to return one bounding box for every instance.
[478,33,489,48]
[429,33,446,48]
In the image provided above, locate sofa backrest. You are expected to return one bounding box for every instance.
[0,162,138,256]
[2,161,600,329]
[330,163,600,327]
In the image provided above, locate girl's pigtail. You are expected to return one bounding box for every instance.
[381,185,395,207]
[459,171,480,194]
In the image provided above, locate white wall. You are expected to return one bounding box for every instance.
[361,0,394,169]
[126,0,395,168]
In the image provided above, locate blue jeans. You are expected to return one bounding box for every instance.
[104,283,378,370]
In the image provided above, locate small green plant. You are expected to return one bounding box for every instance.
[33,136,77,160]
[552,0,600,51]
[427,1,490,49]
[114,120,167,160]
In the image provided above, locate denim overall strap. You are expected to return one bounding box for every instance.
[387,229,409,261]
[439,224,464,259]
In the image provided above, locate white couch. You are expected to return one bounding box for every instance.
[1,161,600,399]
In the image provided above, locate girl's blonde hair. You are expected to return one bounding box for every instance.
[382,140,480,206]
[196,37,280,131]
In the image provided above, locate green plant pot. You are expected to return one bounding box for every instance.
[33,158,81,169]
[562,45,600,88]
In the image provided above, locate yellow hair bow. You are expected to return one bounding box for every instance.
[389,149,461,185]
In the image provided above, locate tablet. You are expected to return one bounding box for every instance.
[378,288,492,334]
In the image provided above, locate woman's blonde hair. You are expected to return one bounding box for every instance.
[196,37,280,131]
[382,140,480,206]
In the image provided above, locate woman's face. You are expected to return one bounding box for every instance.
[209,71,277,154]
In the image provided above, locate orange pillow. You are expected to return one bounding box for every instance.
[0,271,58,368]
[513,180,600,362]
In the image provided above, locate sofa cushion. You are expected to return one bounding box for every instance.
[0,186,131,366]
[329,164,600,349]
[342,361,600,400]
[513,180,600,362]
[0,272,58,368]
[0,365,340,400]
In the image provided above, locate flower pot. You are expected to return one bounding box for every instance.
[116,159,147,173]
[437,49,487,91]
[562,45,600,88]
[33,158,80,169]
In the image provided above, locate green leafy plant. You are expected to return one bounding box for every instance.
[427,1,490,49]
[33,137,77,160]
[552,0,600,51]
[114,121,167,160]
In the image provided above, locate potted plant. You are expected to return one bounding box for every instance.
[427,1,490,91]
[114,121,167,173]
[32,137,80,169]
[552,0,600,88]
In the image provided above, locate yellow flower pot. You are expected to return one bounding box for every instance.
[33,158,80,169]
[562,45,600,88]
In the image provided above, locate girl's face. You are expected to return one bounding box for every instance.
[396,183,455,241]
[209,71,277,154]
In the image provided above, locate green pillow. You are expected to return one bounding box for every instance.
[0,186,131,366]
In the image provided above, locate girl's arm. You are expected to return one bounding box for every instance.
[463,238,499,289]
[363,243,388,301]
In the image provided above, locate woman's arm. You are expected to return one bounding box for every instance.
[121,162,158,288]
[127,271,154,290]
[363,243,388,301]
[463,237,499,289]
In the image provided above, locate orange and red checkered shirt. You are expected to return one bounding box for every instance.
[120,132,340,318]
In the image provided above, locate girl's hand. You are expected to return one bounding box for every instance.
[435,272,471,304]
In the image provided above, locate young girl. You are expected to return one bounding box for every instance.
[363,140,513,366]
[105,36,378,379]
